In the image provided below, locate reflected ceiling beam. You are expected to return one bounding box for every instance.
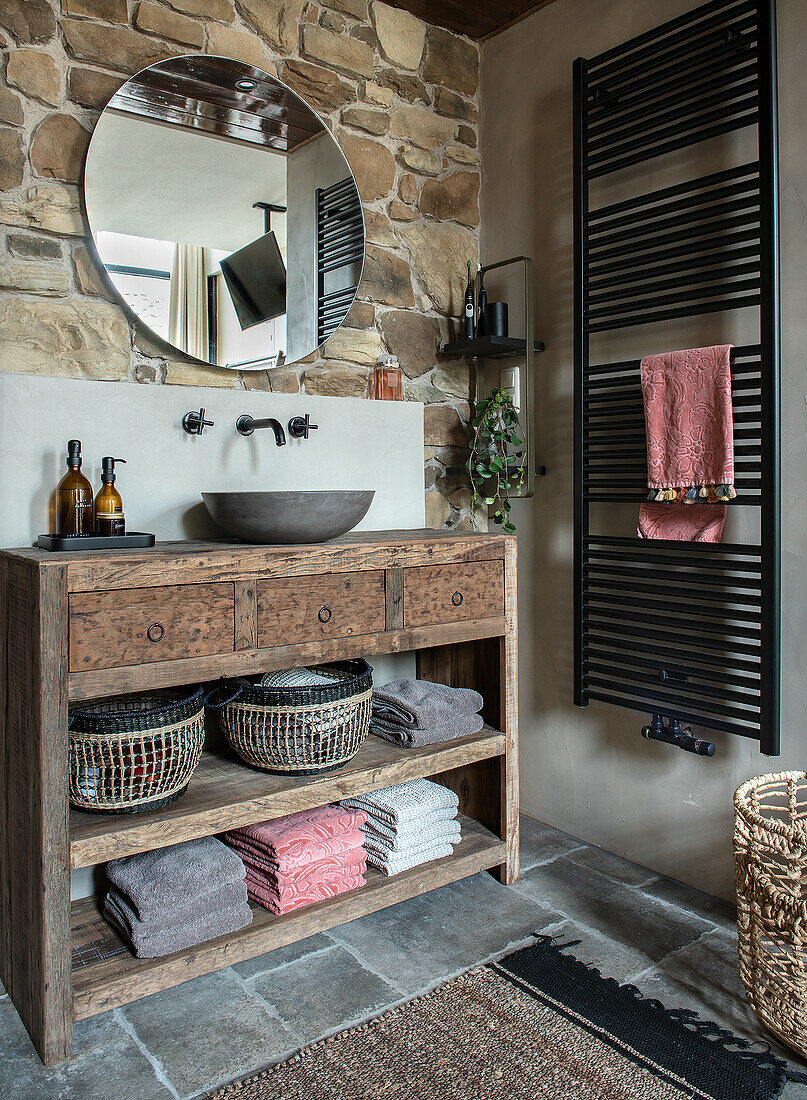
[108,56,325,152]
[385,0,560,40]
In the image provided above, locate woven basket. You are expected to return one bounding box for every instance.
[207,660,373,776]
[734,770,807,1058]
[68,687,205,814]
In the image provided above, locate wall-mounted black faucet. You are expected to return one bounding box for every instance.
[235,415,286,445]
[182,408,214,435]
[288,414,319,439]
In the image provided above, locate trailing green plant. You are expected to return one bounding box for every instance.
[467,387,525,534]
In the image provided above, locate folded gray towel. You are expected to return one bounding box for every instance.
[371,711,485,748]
[106,879,248,936]
[372,680,483,733]
[104,881,252,959]
[106,836,246,921]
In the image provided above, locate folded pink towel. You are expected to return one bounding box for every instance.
[225,828,365,874]
[225,805,367,864]
[245,865,366,915]
[243,852,366,896]
[235,845,366,889]
[637,502,727,543]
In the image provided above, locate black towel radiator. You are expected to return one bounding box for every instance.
[316,177,364,345]
[573,0,780,754]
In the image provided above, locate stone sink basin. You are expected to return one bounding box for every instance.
[201,490,375,544]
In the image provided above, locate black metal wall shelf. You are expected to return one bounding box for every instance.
[441,255,546,498]
[573,0,781,755]
[442,336,546,358]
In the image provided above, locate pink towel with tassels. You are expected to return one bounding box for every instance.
[638,344,735,543]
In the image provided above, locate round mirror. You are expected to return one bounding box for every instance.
[83,55,365,370]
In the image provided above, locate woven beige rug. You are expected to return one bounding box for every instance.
[210,937,794,1100]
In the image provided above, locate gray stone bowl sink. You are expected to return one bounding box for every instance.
[201,490,375,544]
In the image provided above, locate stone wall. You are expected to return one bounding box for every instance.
[0,0,482,529]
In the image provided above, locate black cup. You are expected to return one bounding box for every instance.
[485,301,508,337]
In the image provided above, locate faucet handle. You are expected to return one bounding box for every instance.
[183,407,214,435]
[288,414,319,439]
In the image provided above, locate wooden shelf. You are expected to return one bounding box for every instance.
[70,728,507,869]
[71,816,505,1019]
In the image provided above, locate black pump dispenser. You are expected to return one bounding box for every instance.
[95,457,127,536]
[101,457,126,484]
[56,440,94,536]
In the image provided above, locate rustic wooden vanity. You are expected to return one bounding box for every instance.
[0,530,518,1064]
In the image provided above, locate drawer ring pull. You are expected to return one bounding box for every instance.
[147,622,165,642]
[318,606,332,624]
[451,591,464,607]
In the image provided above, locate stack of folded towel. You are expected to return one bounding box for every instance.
[224,805,367,915]
[342,778,460,876]
[104,836,252,959]
[370,679,485,747]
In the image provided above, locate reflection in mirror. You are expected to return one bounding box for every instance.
[83,56,365,370]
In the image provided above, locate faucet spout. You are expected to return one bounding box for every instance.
[235,415,287,445]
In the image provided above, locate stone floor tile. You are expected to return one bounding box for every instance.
[566,843,657,887]
[635,928,807,1076]
[782,1083,807,1099]
[329,870,557,995]
[639,874,738,931]
[538,916,654,984]
[120,969,296,1098]
[233,933,334,979]
[0,1001,174,1100]
[519,814,585,871]
[513,853,712,964]
[249,945,397,1044]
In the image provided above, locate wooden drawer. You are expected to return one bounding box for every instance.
[257,571,385,647]
[69,583,235,671]
[403,561,505,628]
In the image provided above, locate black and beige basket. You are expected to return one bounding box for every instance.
[68,687,205,814]
[207,660,373,776]
[734,771,807,1059]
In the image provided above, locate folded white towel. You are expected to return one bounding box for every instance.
[363,818,461,856]
[341,778,458,828]
[359,806,459,844]
[367,841,455,877]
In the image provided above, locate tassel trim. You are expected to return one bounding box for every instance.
[526,934,800,1093]
[646,483,737,504]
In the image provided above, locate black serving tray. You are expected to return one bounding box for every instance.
[37,532,156,551]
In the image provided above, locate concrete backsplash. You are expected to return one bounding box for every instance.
[0,0,481,530]
[482,0,807,901]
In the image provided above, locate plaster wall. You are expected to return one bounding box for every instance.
[481,0,807,901]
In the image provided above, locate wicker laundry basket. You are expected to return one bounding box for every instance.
[68,687,205,814]
[207,660,373,776]
[734,770,807,1058]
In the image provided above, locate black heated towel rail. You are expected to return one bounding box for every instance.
[316,177,364,345]
[573,0,780,754]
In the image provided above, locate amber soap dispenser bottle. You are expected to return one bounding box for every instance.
[56,439,94,537]
[95,457,127,536]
